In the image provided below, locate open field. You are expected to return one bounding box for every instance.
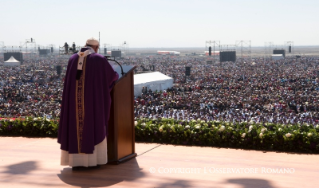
[1,46,318,60]
[126,46,319,57]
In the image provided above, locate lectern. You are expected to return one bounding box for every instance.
[107,65,137,164]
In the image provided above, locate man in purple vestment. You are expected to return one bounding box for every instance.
[58,38,119,168]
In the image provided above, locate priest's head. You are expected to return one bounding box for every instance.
[85,37,99,53]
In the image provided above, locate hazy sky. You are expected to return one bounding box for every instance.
[0,0,318,48]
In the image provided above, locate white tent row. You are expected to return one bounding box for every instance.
[134,72,173,97]
[4,56,21,66]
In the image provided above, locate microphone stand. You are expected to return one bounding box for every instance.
[105,56,125,76]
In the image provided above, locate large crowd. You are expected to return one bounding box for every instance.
[1,54,319,125]
[0,57,66,119]
[132,56,319,125]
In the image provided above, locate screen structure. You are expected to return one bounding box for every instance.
[56,65,62,75]
[39,49,50,55]
[220,51,236,62]
[185,67,191,76]
[111,50,121,58]
[273,49,285,57]
[4,52,23,63]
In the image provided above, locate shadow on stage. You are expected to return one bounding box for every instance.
[3,161,38,175]
[226,178,275,188]
[57,158,145,187]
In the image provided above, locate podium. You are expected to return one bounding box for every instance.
[107,65,137,164]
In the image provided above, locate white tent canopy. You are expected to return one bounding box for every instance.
[134,72,173,97]
[272,54,284,60]
[4,56,21,66]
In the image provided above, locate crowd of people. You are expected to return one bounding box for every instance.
[133,56,319,125]
[0,57,67,118]
[1,54,319,125]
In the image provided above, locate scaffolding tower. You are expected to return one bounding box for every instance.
[0,41,4,54]
[205,40,220,62]
[122,41,129,56]
[220,44,236,51]
[59,42,81,55]
[236,40,251,61]
[59,43,67,55]
[20,38,37,58]
[264,42,274,59]
[284,41,294,57]
[102,41,129,57]
[49,44,55,54]
[103,43,112,55]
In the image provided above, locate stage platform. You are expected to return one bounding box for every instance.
[0,137,318,188]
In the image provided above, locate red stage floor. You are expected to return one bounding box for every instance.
[0,137,318,188]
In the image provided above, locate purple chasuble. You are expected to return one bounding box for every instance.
[58,48,119,154]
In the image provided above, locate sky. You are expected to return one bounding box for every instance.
[0,0,319,48]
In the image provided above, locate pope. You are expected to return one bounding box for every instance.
[58,37,119,169]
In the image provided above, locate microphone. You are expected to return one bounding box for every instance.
[105,56,125,76]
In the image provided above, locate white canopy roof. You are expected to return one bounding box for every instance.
[134,72,173,97]
[4,56,20,66]
[5,56,20,63]
[271,54,284,60]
